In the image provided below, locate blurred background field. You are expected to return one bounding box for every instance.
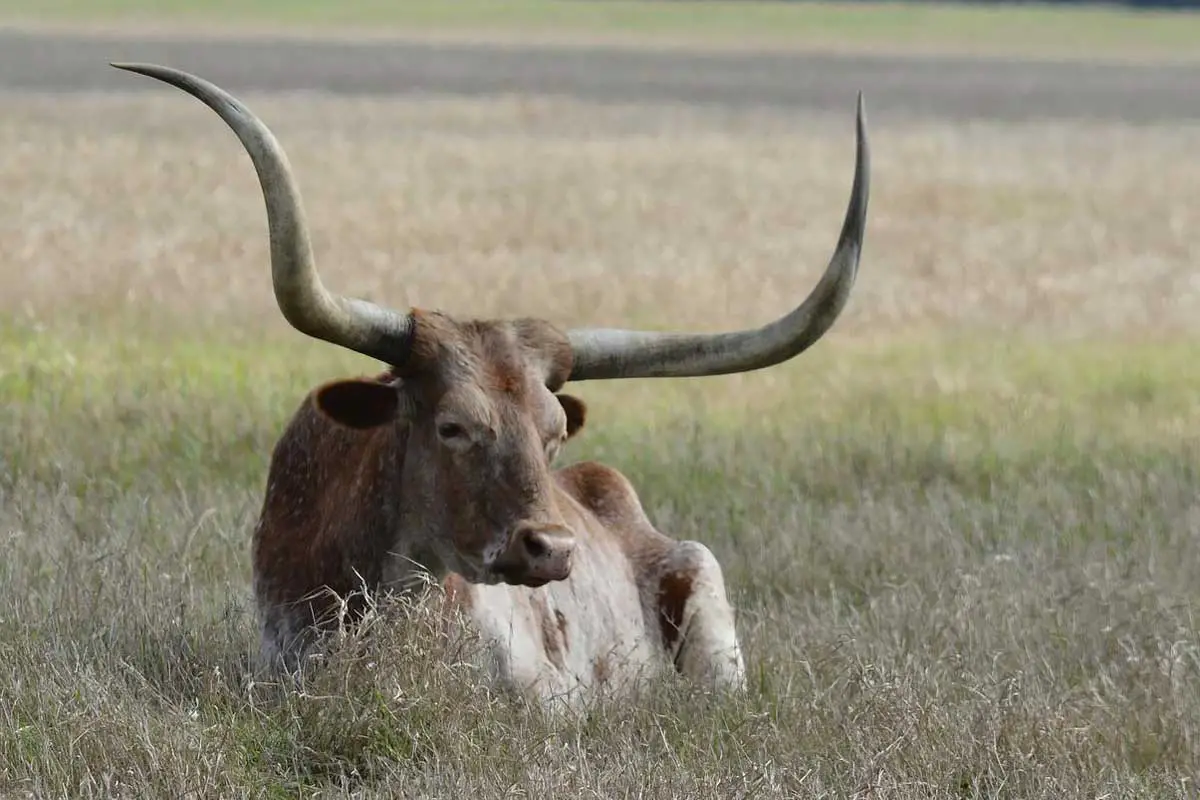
[2,0,1200,60]
[1,2,1199,797]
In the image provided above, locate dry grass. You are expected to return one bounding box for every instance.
[3,92,1198,338]
[2,90,1200,797]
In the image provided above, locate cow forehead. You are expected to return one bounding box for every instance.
[435,331,563,426]
[411,313,572,393]
[480,351,535,397]
[475,369,564,433]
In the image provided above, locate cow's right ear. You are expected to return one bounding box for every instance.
[314,379,402,430]
[556,393,587,439]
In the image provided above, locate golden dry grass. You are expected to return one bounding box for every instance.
[2,91,1198,338]
[2,89,1200,796]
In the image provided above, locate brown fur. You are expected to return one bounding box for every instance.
[658,570,694,653]
[252,312,745,697]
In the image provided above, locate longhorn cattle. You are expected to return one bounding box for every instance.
[114,62,870,703]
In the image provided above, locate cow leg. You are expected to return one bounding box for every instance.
[654,541,746,692]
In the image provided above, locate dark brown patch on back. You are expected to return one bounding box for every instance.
[658,569,694,653]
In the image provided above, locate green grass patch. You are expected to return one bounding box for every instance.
[3,0,1199,60]
[4,325,1199,511]
[4,326,1198,495]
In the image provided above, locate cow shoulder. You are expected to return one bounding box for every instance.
[555,461,656,534]
[254,376,404,612]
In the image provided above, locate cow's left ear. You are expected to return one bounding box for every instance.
[556,394,587,439]
[315,378,402,429]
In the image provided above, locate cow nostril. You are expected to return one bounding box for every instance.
[498,526,574,585]
[521,532,549,559]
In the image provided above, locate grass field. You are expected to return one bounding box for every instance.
[2,86,1200,796]
[3,0,1200,61]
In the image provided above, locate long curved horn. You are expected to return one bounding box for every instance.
[565,93,870,382]
[111,63,415,366]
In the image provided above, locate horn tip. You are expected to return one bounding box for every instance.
[854,92,869,157]
[110,61,158,77]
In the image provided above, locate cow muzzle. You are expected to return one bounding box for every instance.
[491,523,575,587]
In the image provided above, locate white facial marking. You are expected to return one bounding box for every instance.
[481,536,508,568]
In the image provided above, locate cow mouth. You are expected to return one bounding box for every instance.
[455,562,548,588]
[490,566,554,589]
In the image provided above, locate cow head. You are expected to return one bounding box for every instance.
[312,314,588,586]
[113,62,870,589]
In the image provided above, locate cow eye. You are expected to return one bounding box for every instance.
[437,422,466,441]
